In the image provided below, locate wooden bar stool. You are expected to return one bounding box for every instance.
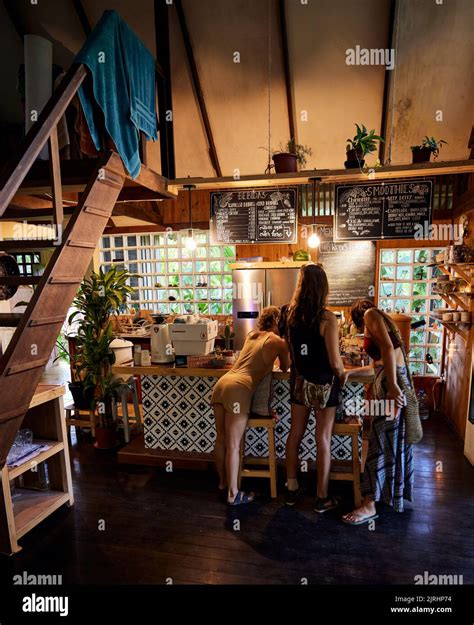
[329,419,362,507]
[238,414,277,498]
[115,377,142,443]
[65,404,96,437]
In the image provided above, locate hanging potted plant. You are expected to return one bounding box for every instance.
[68,266,135,447]
[345,124,384,169]
[272,138,312,173]
[411,136,447,164]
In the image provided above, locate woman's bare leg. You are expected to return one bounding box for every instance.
[315,406,337,498]
[213,403,226,489]
[225,411,251,502]
[285,403,311,487]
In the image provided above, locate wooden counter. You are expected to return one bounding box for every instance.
[114,364,373,466]
[112,363,374,385]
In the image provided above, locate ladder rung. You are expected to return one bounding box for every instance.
[0,276,41,285]
[67,240,96,249]
[0,405,31,421]
[84,205,111,217]
[29,315,65,327]
[99,176,123,190]
[7,358,49,376]
[0,240,58,250]
[48,276,82,284]
[0,313,22,327]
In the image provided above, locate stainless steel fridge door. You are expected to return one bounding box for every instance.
[265,268,300,308]
[232,269,265,349]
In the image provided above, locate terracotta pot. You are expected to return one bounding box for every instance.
[94,425,118,450]
[272,152,298,173]
[344,148,364,169]
[412,146,432,164]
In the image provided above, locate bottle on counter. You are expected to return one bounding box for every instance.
[133,345,142,366]
[141,349,151,367]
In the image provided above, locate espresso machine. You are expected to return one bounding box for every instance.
[151,314,174,363]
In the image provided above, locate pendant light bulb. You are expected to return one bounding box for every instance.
[308,227,320,249]
[185,229,197,251]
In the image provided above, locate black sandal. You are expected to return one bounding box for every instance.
[314,495,341,514]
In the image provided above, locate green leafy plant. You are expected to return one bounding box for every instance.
[220,324,235,351]
[346,124,384,158]
[411,136,447,159]
[272,138,313,166]
[68,266,136,423]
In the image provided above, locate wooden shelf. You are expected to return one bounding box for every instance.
[439,321,471,342]
[7,441,64,480]
[436,292,471,312]
[0,384,73,555]
[14,490,70,539]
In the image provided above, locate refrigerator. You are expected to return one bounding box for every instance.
[232,267,300,349]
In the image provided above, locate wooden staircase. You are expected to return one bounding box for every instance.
[0,63,174,468]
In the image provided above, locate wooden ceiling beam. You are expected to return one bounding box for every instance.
[72,0,92,37]
[174,0,222,177]
[155,0,176,179]
[278,0,296,142]
[3,0,25,40]
[112,201,164,225]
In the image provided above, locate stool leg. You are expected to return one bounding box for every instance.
[131,379,142,431]
[90,410,96,438]
[121,389,130,443]
[268,426,277,498]
[352,432,361,507]
[238,434,245,489]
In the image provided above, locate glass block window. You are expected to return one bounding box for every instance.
[10,252,42,276]
[100,230,236,315]
[378,247,444,376]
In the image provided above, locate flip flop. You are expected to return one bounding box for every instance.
[342,512,379,526]
[227,490,255,506]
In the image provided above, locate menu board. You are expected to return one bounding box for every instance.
[319,240,376,307]
[334,179,433,241]
[210,188,297,244]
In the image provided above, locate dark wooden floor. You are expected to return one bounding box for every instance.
[1,412,473,585]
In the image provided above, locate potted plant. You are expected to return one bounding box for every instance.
[272,138,312,173]
[345,124,384,169]
[68,266,135,447]
[220,324,235,356]
[411,136,447,164]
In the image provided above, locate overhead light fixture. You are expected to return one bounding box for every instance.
[308,178,321,248]
[183,183,197,252]
[308,226,321,249]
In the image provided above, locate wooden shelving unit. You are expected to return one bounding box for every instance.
[0,385,73,555]
[432,262,473,342]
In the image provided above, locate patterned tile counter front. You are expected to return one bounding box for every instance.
[136,372,367,462]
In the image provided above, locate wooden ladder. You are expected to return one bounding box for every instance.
[0,63,171,467]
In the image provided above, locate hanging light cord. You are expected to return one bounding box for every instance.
[267,0,272,172]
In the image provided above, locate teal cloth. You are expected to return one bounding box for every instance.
[75,10,157,178]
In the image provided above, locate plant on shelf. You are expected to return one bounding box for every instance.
[411,136,447,164]
[271,138,313,173]
[68,266,135,448]
[345,124,384,169]
[220,324,235,352]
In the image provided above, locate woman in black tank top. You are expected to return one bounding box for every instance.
[280,264,347,512]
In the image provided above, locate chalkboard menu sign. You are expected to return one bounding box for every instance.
[319,240,376,307]
[210,188,297,244]
[335,179,433,241]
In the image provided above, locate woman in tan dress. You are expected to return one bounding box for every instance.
[212,307,290,505]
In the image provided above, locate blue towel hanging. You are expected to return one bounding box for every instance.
[75,10,157,179]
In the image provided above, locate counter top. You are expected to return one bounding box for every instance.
[112,364,374,384]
